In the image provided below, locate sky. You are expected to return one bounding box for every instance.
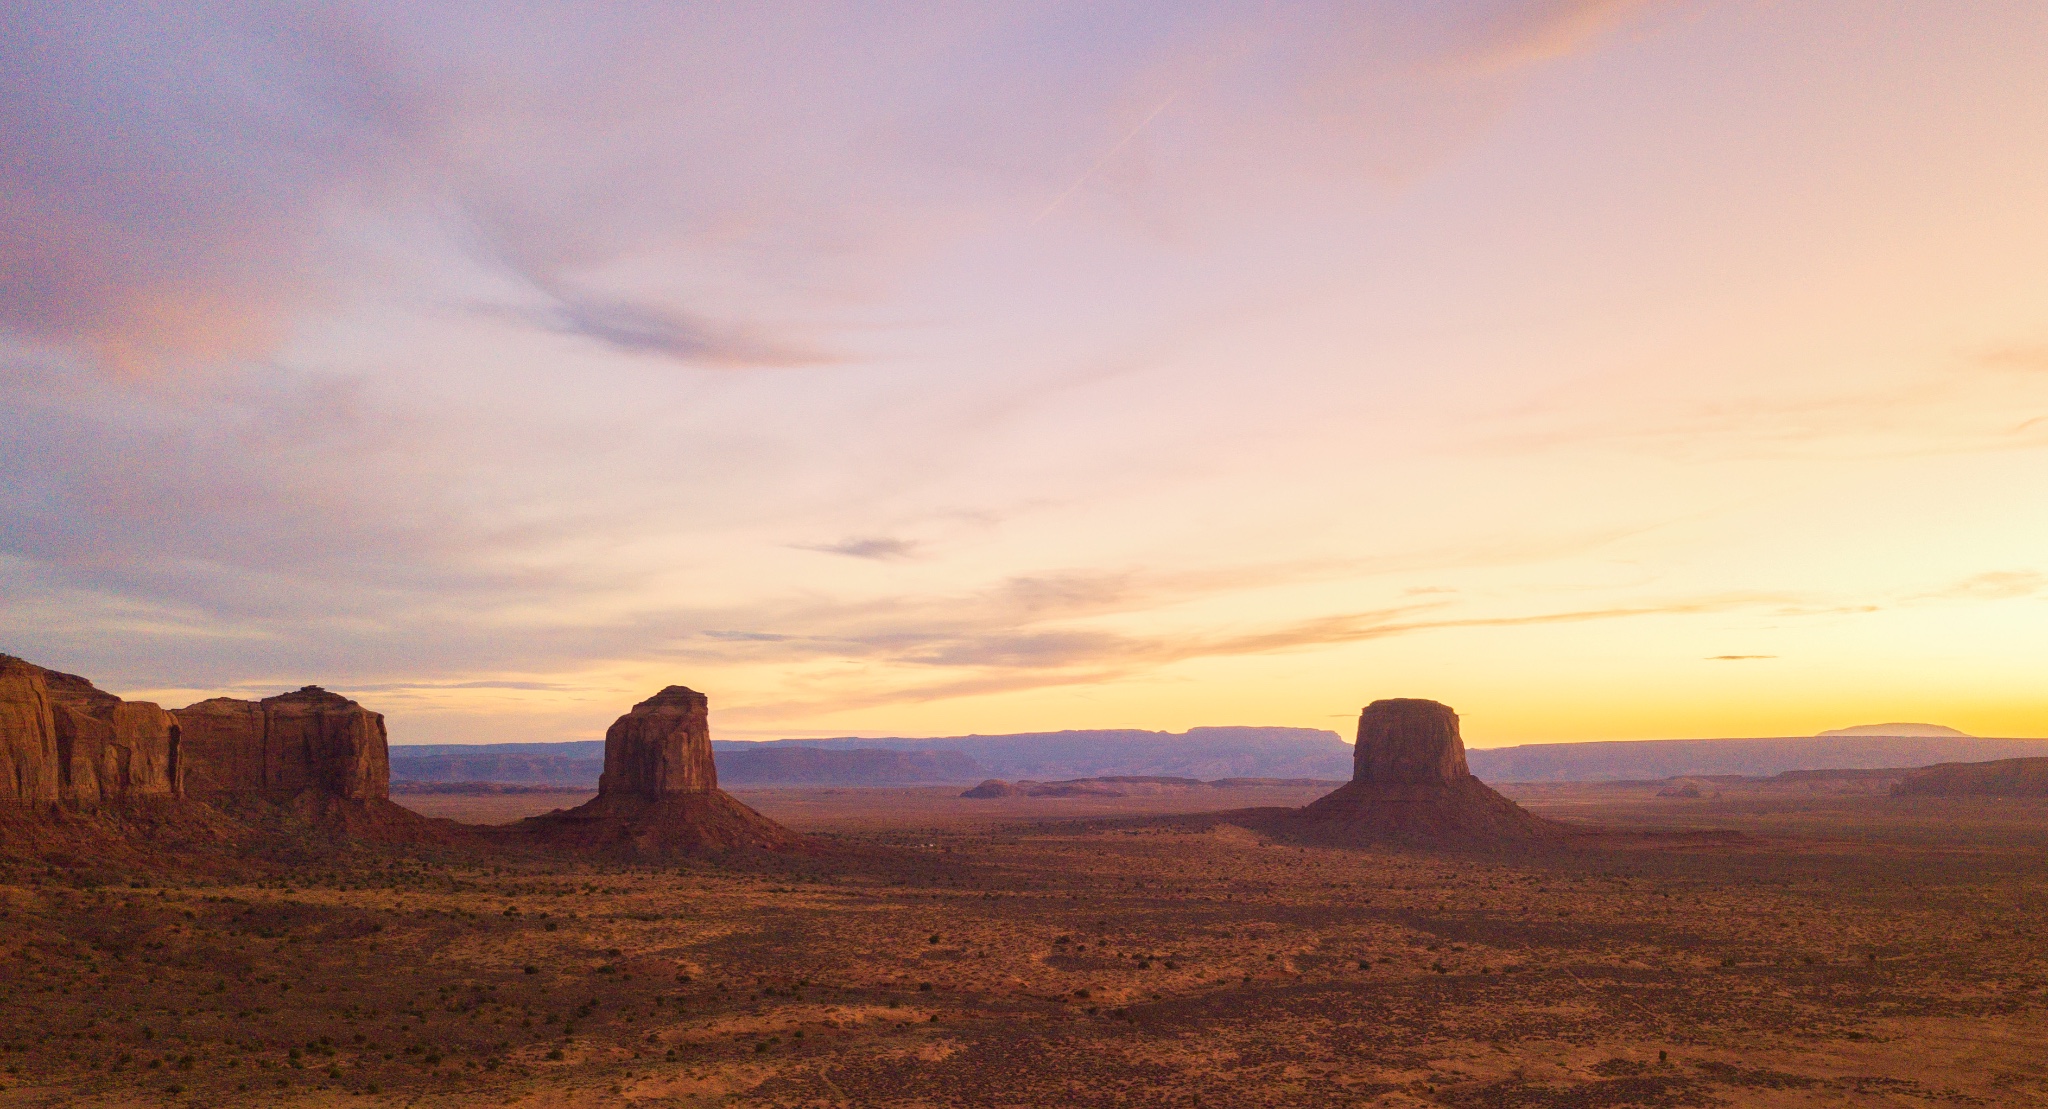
[4,1,2047,748]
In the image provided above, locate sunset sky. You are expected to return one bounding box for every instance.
[5,1,2047,747]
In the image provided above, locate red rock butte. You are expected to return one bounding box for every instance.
[175,686,390,803]
[523,686,800,855]
[2,654,443,842]
[1285,698,1561,844]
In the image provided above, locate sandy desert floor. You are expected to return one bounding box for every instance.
[2,786,2045,1107]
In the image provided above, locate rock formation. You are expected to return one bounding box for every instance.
[0,654,442,850]
[524,686,800,854]
[1892,756,2048,798]
[961,779,1022,798]
[0,655,180,807]
[599,686,717,795]
[166,685,444,841]
[175,687,389,803]
[1283,699,1561,844]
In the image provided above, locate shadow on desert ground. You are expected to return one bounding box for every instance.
[4,782,2045,1107]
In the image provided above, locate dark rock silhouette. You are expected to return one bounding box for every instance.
[524,686,800,854]
[1282,699,1560,844]
[173,687,389,802]
[1,656,180,807]
[962,779,1022,798]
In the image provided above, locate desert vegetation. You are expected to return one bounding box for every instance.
[5,787,2048,1107]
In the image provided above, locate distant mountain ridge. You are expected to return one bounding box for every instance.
[1816,723,1971,737]
[1466,735,2048,782]
[733,727,1351,780]
[389,747,604,787]
[1892,757,2048,797]
[718,746,983,785]
[388,728,2048,788]
[389,726,1349,786]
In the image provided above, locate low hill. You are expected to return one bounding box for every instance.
[1891,757,2048,797]
[1818,723,1971,738]
[1467,735,2048,782]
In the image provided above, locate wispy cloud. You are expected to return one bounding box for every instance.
[716,591,1819,719]
[1447,0,1666,74]
[794,537,921,561]
[339,680,582,693]
[475,291,832,368]
[0,6,434,374]
[1915,571,2045,603]
[1470,346,2048,463]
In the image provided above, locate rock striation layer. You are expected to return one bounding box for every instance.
[524,687,800,854]
[1283,698,1560,845]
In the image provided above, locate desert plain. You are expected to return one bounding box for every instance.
[3,783,2045,1108]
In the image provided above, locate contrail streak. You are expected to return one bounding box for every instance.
[1032,93,1180,224]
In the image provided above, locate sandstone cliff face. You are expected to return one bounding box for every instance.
[0,656,60,805]
[598,686,717,796]
[1354,698,1470,785]
[173,698,268,800]
[173,687,389,802]
[51,699,182,805]
[0,656,180,807]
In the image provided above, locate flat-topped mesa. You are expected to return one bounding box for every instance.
[0,655,180,807]
[173,686,390,803]
[1354,698,1469,785]
[1287,697,1561,845]
[598,686,716,797]
[525,685,799,855]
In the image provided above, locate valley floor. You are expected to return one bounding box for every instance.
[2,788,2045,1107]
